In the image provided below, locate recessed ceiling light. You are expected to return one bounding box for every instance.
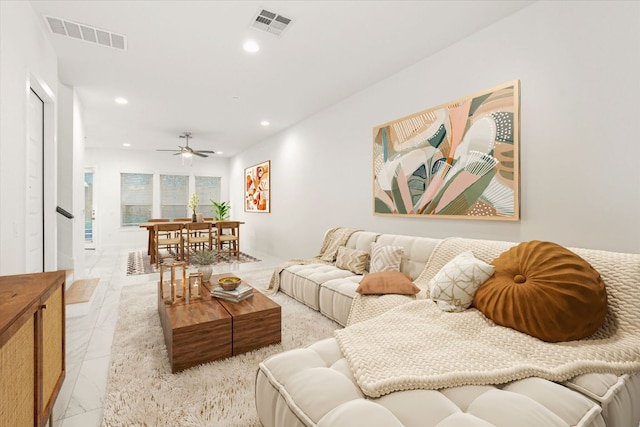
[260,120,270,126]
[243,40,260,53]
[122,143,131,147]
[115,97,128,105]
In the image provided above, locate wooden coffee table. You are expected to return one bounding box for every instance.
[157,273,281,373]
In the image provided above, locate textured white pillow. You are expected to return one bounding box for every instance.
[335,246,369,275]
[369,242,404,273]
[429,251,495,312]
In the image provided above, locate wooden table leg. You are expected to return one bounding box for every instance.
[148,228,157,265]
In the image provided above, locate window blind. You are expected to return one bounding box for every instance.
[195,176,221,218]
[160,174,189,219]
[120,173,153,227]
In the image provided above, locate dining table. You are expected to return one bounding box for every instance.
[139,220,244,265]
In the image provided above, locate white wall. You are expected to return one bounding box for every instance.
[231,1,640,259]
[84,148,230,250]
[0,1,59,275]
[71,91,86,277]
[57,84,74,269]
[57,83,87,279]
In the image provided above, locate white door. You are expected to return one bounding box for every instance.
[26,89,44,272]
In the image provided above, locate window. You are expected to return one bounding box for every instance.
[160,174,189,219]
[195,176,221,218]
[121,173,153,227]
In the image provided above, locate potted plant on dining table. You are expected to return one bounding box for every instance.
[212,200,230,221]
[188,193,199,222]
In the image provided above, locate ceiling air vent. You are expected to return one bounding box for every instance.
[250,9,292,36]
[44,15,127,51]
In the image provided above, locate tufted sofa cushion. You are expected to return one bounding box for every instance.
[319,276,362,325]
[280,264,354,311]
[257,337,620,427]
[375,235,441,280]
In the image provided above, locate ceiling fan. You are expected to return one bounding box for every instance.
[156,132,216,158]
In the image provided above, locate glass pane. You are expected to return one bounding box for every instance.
[84,172,93,242]
[121,205,152,227]
[161,205,189,220]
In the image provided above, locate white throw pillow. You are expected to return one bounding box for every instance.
[369,242,404,273]
[429,251,495,312]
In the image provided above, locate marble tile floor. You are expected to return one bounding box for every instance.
[50,247,284,427]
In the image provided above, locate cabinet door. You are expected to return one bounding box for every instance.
[41,284,64,419]
[0,315,36,427]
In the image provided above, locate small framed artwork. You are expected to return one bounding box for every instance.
[244,160,270,212]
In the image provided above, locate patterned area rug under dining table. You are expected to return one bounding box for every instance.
[126,250,261,275]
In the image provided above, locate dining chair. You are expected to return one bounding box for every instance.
[146,218,171,258]
[203,218,218,242]
[183,222,214,264]
[214,221,240,261]
[154,223,184,267]
[175,218,200,244]
[149,219,172,235]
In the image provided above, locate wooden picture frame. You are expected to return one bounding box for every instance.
[373,80,520,221]
[244,160,270,212]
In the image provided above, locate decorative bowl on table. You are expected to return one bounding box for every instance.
[218,276,241,291]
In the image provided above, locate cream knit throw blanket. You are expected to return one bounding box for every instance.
[336,237,640,398]
[266,227,361,294]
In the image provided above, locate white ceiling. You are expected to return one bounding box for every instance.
[30,0,534,157]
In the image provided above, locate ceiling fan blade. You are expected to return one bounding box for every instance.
[156,149,180,152]
[193,152,208,158]
[173,152,182,156]
[197,150,216,154]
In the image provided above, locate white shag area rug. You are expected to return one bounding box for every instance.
[102,268,340,427]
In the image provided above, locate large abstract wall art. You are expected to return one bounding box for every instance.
[373,80,520,221]
[245,160,270,212]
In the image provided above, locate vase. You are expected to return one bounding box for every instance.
[198,264,213,283]
[192,212,197,222]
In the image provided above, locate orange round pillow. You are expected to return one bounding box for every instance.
[473,240,607,342]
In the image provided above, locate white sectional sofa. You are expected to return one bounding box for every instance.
[278,231,440,326]
[256,230,640,427]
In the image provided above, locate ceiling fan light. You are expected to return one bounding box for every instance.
[182,151,193,158]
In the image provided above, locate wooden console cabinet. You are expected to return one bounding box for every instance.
[0,271,66,427]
